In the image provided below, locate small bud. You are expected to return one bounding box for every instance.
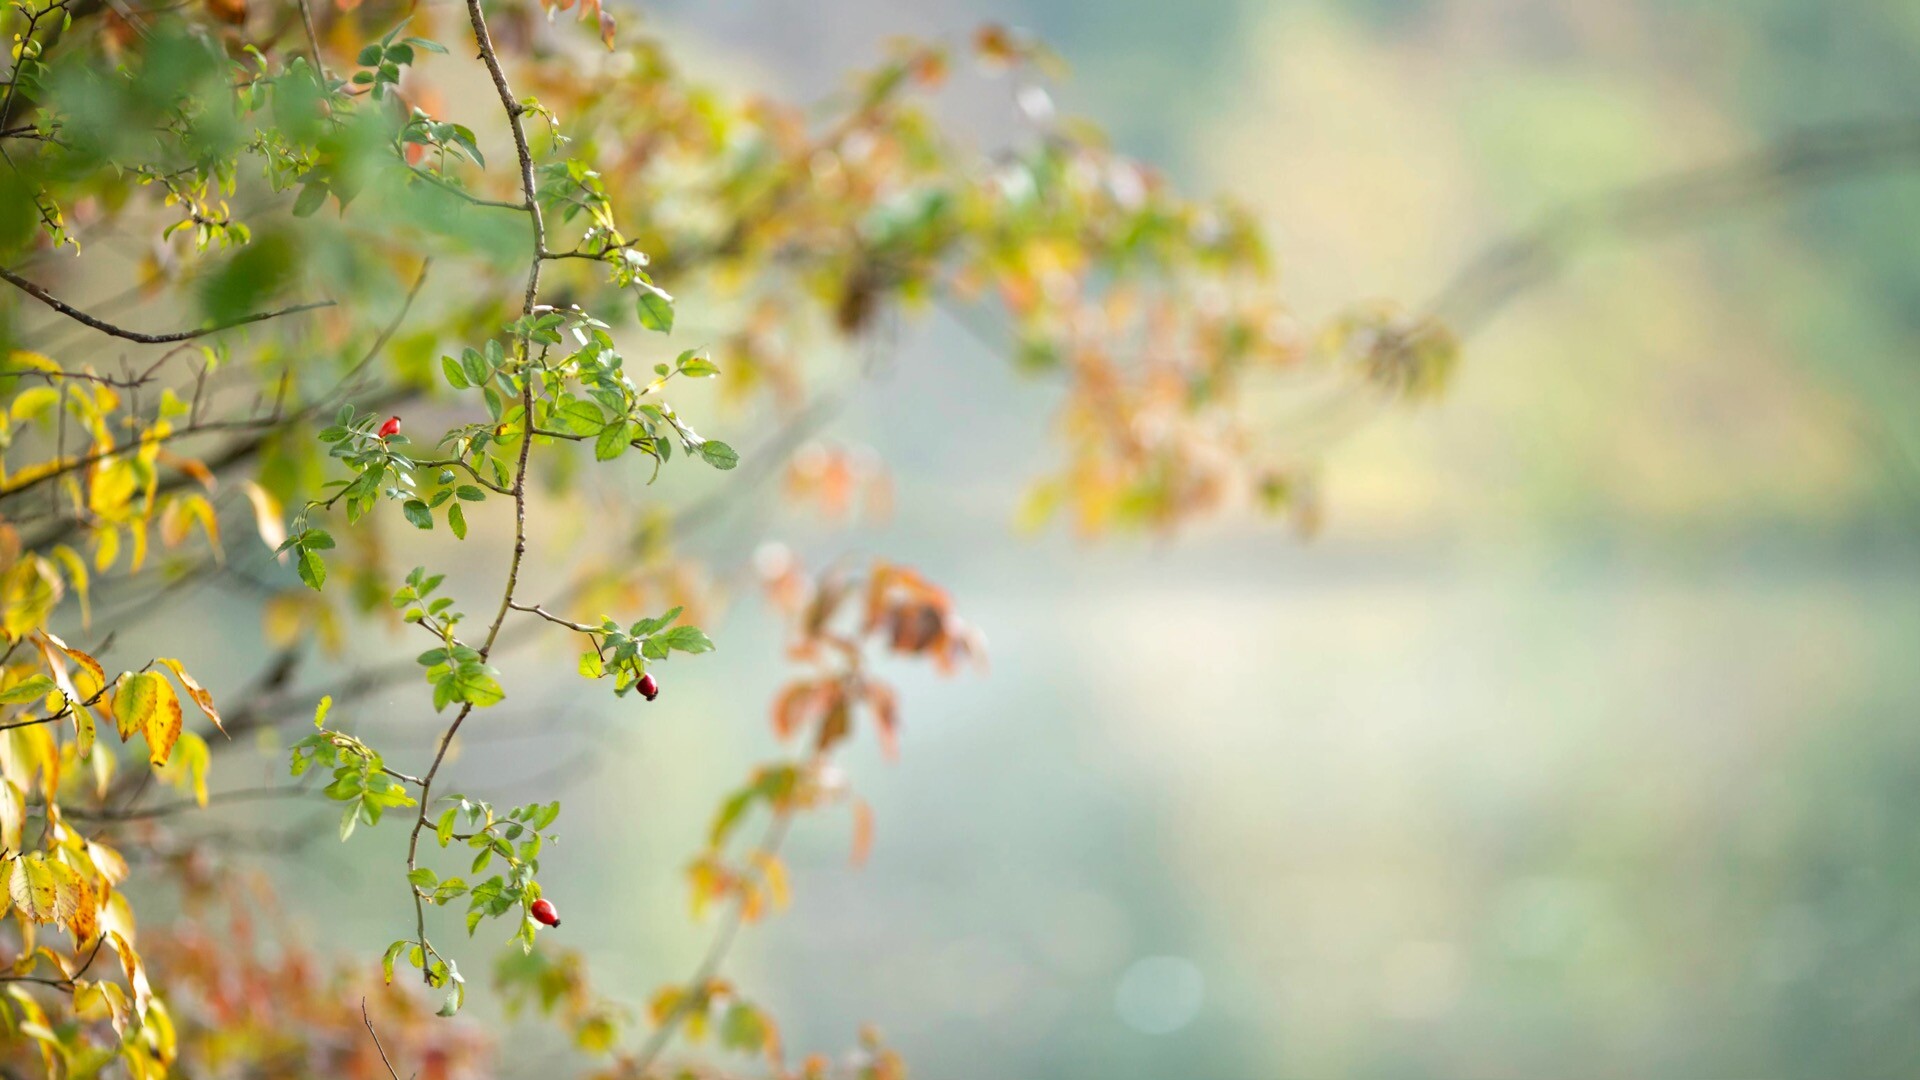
[637,673,659,701]
[530,898,560,927]
[377,416,402,439]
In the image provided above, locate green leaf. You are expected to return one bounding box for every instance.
[0,675,55,705]
[655,625,715,654]
[437,807,459,847]
[678,353,720,378]
[697,440,739,470]
[447,127,485,168]
[402,499,433,530]
[408,867,438,888]
[382,939,409,985]
[448,502,468,540]
[439,663,505,708]
[441,355,471,389]
[298,547,327,591]
[553,400,604,437]
[631,606,682,636]
[635,283,674,333]
[721,1002,772,1053]
[455,485,486,501]
[292,182,330,218]
[461,347,489,386]
[436,963,465,1017]
[594,421,629,461]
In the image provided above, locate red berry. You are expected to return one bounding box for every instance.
[530,898,560,927]
[377,415,402,439]
[637,673,660,701]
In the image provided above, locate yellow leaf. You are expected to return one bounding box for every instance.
[90,737,114,797]
[86,840,128,886]
[108,931,152,1019]
[7,350,60,373]
[128,516,148,573]
[97,980,132,1037]
[87,458,137,520]
[753,851,790,913]
[64,870,97,944]
[155,658,223,735]
[92,525,119,572]
[9,854,58,923]
[143,676,183,767]
[156,447,213,489]
[0,780,21,851]
[162,729,209,806]
[47,546,88,630]
[52,635,105,699]
[242,480,287,556]
[146,997,178,1062]
[47,859,91,941]
[8,386,58,423]
[0,557,61,642]
[110,671,159,743]
[31,630,93,757]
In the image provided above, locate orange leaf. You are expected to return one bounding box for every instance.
[155,658,224,735]
[850,798,874,867]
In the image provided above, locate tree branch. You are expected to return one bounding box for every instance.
[361,998,404,1080]
[401,0,550,988]
[0,264,333,344]
[629,810,794,1075]
[1424,116,1920,339]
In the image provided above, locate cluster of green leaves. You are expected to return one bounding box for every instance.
[351,24,447,102]
[426,794,561,940]
[576,604,714,698]
[290,698,419,841]
[481,306,738,471]
[383,941,467,1019]
[395,567,505,711]
[707,764,798,852]
[538,157,616,236]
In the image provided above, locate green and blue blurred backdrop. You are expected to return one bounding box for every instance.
[152,1,1920,1075]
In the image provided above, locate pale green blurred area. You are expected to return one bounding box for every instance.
[174,1,1920,1076]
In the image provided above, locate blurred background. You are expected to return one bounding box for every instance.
[134,0,1920,1076]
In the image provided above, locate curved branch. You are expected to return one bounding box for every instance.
[629,810,794,1075]
[0,265,333,344]
[1425,116,1920,339]
[401,0,550,988]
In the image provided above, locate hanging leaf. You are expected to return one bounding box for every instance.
[155,658,225,734]
[111,671,160,742]
[9,854,58,923]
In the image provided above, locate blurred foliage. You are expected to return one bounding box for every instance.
[0,0,1459,1074]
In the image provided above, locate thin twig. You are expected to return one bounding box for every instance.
[361,998,404,1080]
[1424,116,1920,338]
[53,784,311,822]
[400,0,550,987]
[0,265,332,344]
[630,811,794,1074]
[295,0,327,85]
